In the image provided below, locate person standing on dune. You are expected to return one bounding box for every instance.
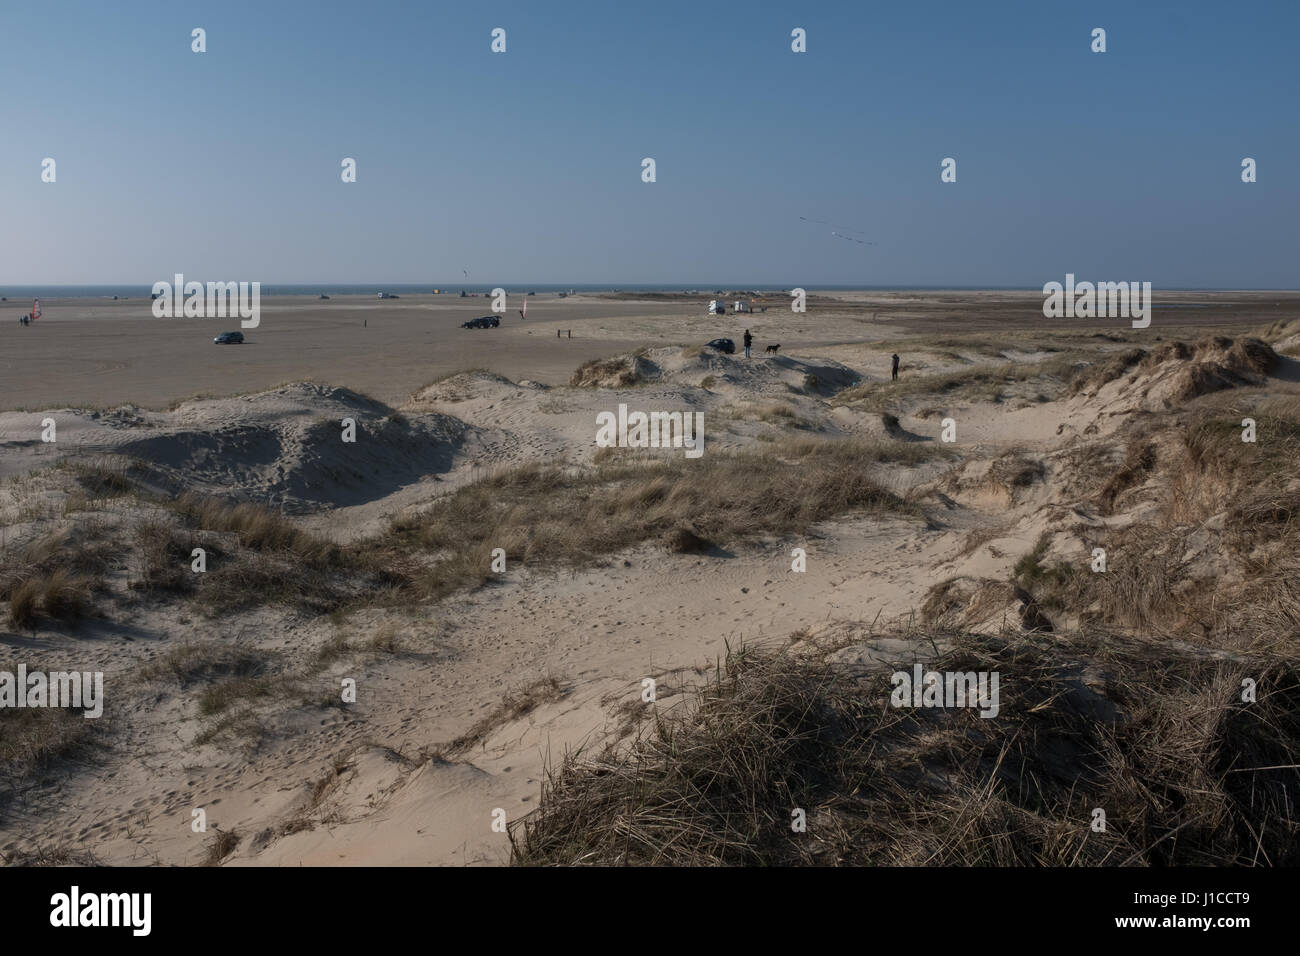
[743,329,753,358]
[892,353,900,381]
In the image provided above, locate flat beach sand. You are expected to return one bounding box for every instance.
[4,290,1295,410]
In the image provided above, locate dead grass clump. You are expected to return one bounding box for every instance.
[368,622,402,653]
[164,494,398,616]
[510,634,1300,866]
[570,355,651,388]
[1098,439,1157,514]
[131,521,201,594]
[140,642,269,689]
[983,453,1045,497]
[1088,336,1281,406]
[0,705,94,782]
[1068,348,1146,397]
[836,364,1011,411]
[778,435,954,468]
[726,401,805,427]
[920,576,976,627]
[313,633,351,667]
[926,575,1054,631]
[4,570,91,627]
[278,754,356,837]
[6,578,40,627]
[195,552,359,616]
[1,525,120,596]
[204,830,240,866]
[68,459,137,500]
[0,844,104,867]
[664,525,712,554]
[173,493,333,558]
[381,449,916,602]
[198,675,280,717]
[41,570,90,622]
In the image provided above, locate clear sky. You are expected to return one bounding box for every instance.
[2,0,1296,287]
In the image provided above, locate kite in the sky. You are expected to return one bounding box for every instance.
[800,216,875,245]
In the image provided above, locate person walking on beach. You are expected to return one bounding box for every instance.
[743,329,753,358]
[891,353,900,381]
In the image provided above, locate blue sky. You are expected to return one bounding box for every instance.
[2,0,1296,287]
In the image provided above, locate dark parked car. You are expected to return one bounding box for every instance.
[214,331,244,344]
[706,337,735,354]
[461,316,500,329]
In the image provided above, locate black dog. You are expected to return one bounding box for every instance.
[765,344,780,355]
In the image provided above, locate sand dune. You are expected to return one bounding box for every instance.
[3,292,1300,866]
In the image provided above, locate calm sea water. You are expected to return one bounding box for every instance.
[0,283,1045,300]
[0,285,1262,302]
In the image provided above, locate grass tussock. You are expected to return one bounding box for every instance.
[1,523,120,626]
[835,354,1085,413]
[66,459,137,500]
[204,830,240,866]
[510,634,1300,866]
[983,452,1045,497]
[836,364,1010,410]
[156,493,402,615]
[4,569,91,627]
[1098,439,1157,515]
[725,401,807,427]
[570,355,650,388]
[140,642,270,689]
[130,521,203,594]
[1006,400,1300,649]
[1069,348,1147,397]
[380,445,918,601]
[0,704,95,782]
[171,493,333,558]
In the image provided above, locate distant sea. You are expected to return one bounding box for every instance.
[0,284,1276,301]
[0,283,1046,300]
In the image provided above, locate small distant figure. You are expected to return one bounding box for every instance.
[557,328,561,338]
[567,329,571,338]
[765,343,780,355]
[891,353,900,381]
[743,329,752,358]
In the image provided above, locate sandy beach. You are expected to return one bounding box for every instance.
[4,290,1295,409]
[3,289,1300,867]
